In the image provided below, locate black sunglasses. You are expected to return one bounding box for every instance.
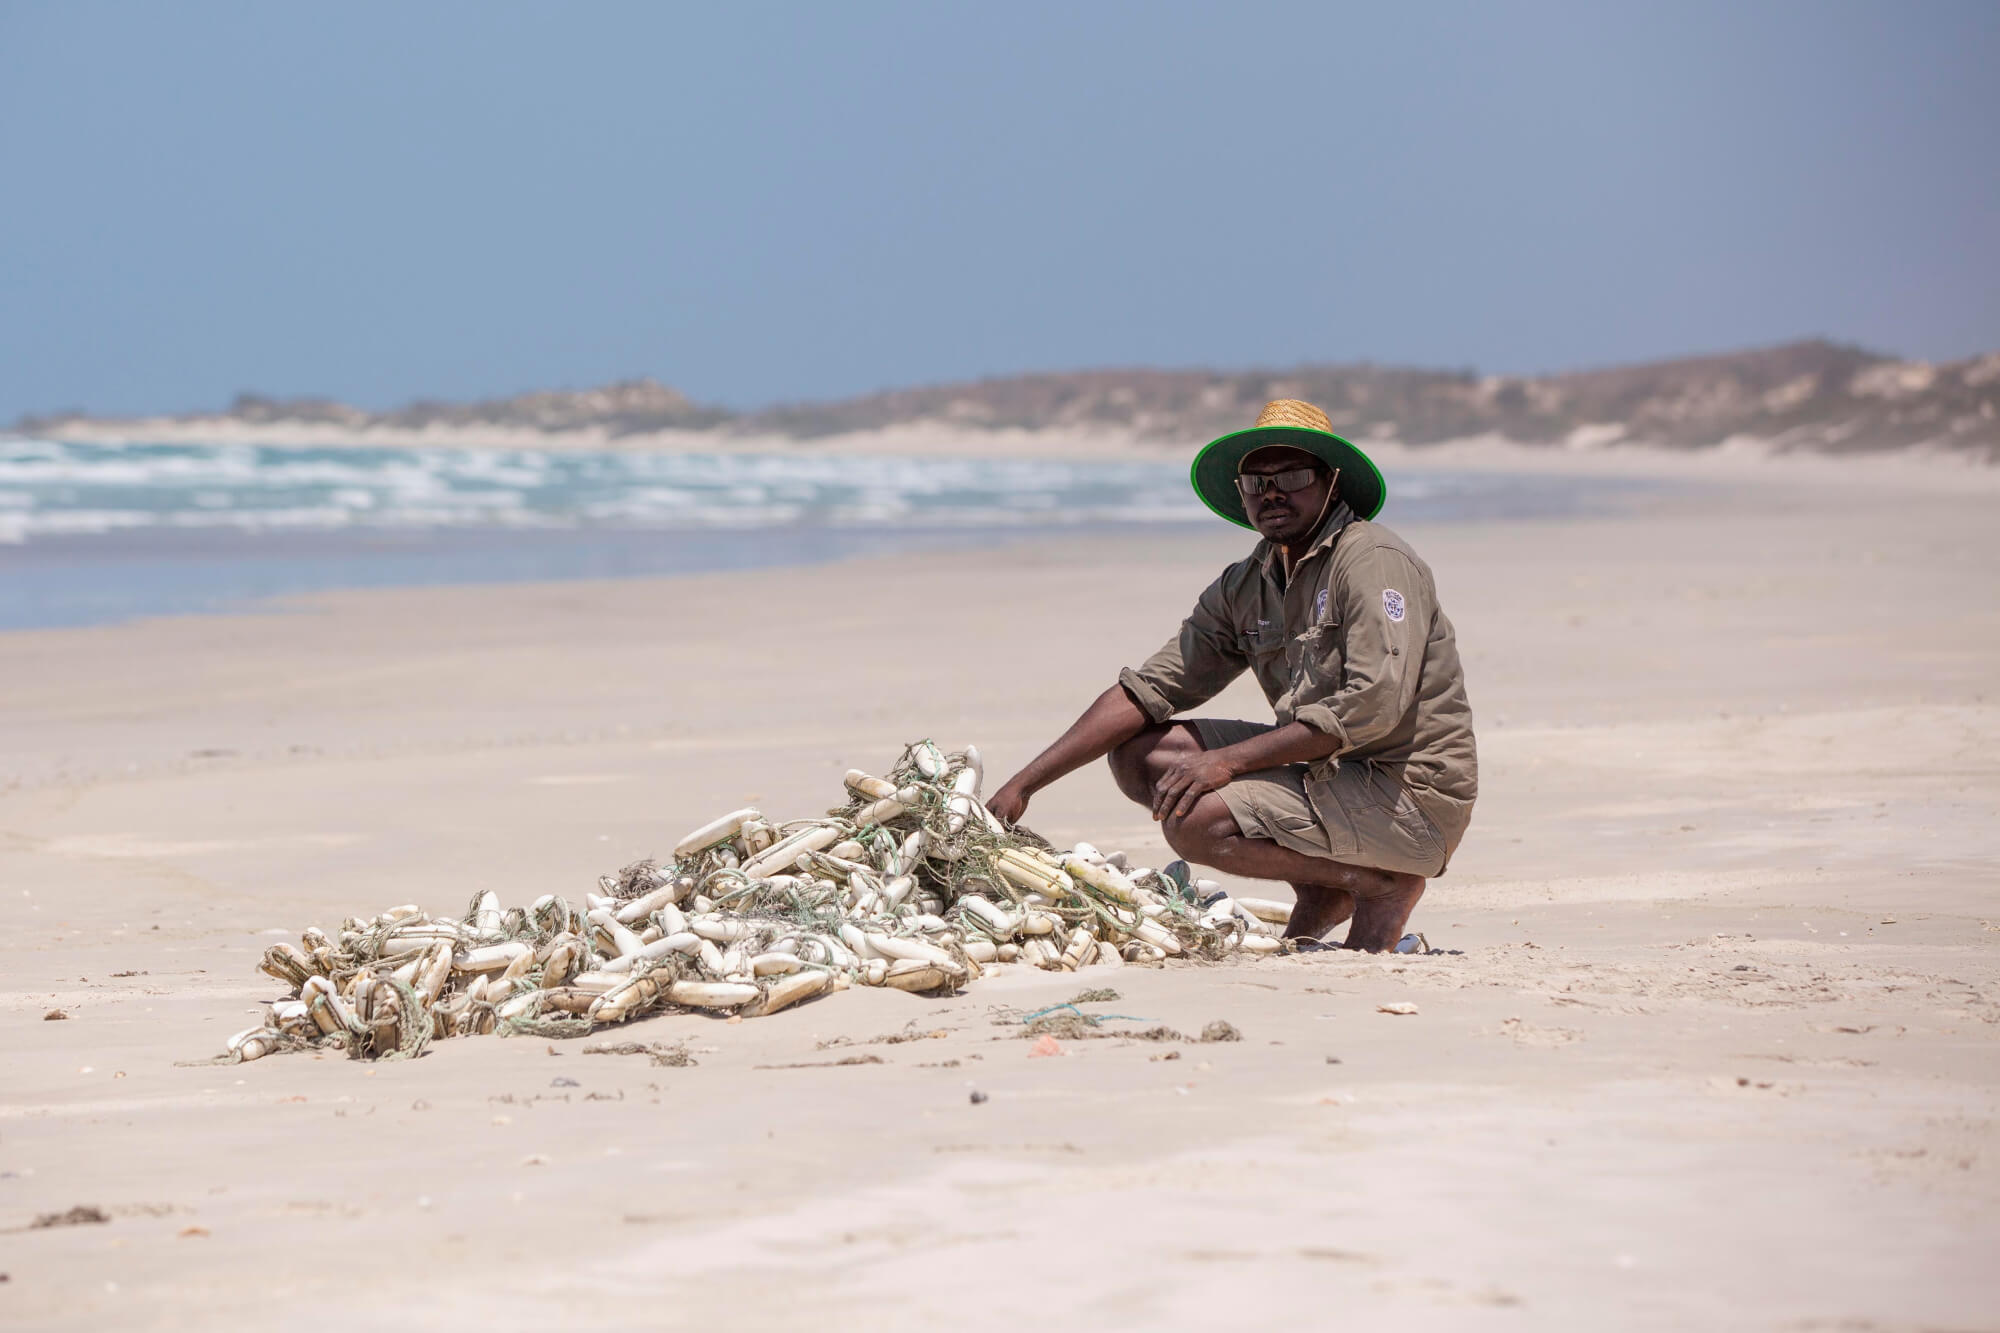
[1235,465,1326,498]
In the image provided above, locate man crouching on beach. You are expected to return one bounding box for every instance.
[986,400,1477,951]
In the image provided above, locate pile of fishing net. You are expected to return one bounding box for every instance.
[223,742,1295,1063]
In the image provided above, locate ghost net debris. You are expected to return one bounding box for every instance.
[224,742,1289,1062]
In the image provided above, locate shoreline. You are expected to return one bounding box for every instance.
[16,417,2000,483]
[0,448,1681,632]
[4,427,1995,638]
[0,520,1206,634]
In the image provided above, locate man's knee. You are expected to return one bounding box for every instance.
[1105,732,1154,803]
[1106,725,1197,805]
[1160,792,1250,864]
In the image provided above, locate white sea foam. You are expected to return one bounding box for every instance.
[0,438,1665,630]
[0,436,1650,552]
[0,439,1209,543]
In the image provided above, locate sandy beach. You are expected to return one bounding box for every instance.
[2,453,1995,1330]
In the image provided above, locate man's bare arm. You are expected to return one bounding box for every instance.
[986,685,1151,826]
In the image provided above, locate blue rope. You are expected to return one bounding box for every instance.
[1019,1002,1150,1026]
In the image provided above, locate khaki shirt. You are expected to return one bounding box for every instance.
[1119,502,1478,858]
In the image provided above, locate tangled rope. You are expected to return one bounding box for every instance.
[221,741,1289,1063]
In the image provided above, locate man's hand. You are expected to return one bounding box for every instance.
[1151,747,1238,822]
[982,685,1152,831]
[986,778,1030,828]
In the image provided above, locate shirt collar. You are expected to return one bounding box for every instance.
[1253,499,1358,581]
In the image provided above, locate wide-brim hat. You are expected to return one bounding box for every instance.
[1189,398,1387,528]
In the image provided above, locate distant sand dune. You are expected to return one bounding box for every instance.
[19,339,2000,462]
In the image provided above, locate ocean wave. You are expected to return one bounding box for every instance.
[0,436,1637,550]
[0,438,1207,543]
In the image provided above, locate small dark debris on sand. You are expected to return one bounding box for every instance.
[1018,1017,1242,1043]
[582,1041,696,1068]
[1018,1015,1119,1040]
[1021,1017,1185,1042]
[32,1206,109,1229]
[819,1025,948,1050]
[42,1009,68,1022]
[1068,988,1121,1005]
[755,1054,886,1070]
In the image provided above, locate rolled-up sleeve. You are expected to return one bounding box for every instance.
[1292,546,1427,750]
[1118,575,1248,723]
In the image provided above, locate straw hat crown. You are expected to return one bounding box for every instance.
[1250,399,1337,436]
[1187,396,1387,529]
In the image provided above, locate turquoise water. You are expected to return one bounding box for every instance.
[0,440,1205,539]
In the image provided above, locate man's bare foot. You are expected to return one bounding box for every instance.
[1283,882,1356,939]
[1344,874,1426,951]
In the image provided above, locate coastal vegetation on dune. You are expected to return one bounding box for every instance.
[18,339,2000,460]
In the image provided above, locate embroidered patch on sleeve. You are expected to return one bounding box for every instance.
[1382,588,1406,622]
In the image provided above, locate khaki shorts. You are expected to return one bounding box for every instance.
[1190,719,1449,878]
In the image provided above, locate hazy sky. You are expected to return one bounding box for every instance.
[2,1,1994,420]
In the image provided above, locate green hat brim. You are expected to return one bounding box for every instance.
[1189,425,1387,529]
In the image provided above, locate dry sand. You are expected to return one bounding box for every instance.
[1,455,1995,1330]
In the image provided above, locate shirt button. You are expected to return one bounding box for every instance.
[1390,646,1400,656]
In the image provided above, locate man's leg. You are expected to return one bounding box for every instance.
[1160,794,1423,951]
[1106,723,1203,804]
[1287,883,1358,940]
[1106,729,1424,952]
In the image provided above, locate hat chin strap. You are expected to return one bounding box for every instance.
[1280,468,1341,562]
